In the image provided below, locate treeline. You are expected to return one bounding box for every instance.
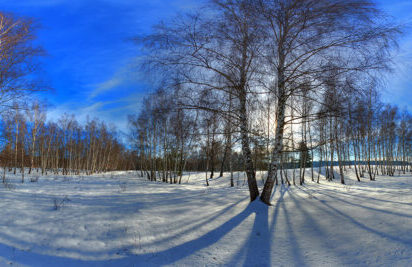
[0,102,131,182]
[129,0,411,204]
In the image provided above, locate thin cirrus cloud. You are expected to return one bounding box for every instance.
[87,59,147,100]
[89,76,125,100]
[47,92,145,133]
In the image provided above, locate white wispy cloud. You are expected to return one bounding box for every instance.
[47,92,144,134]
[87,58,144,100]
[89,77,124,99]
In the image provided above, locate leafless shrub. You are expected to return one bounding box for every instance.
[132,230,142,251]
[345,185,352,192]
[3,180,15,190]
[53,196,70,210]
[30,176,39,182]
[124,225,142,251]
[118,182,127,192]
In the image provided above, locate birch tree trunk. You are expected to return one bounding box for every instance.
[261,93,286,204]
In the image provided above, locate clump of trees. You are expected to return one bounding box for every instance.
[0,102,131,182]
[128,88,199,184]
[130,0,410,205]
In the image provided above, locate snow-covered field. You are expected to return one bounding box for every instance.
[0,168,411,266]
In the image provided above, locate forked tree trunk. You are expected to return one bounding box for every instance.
[261,95,286,205]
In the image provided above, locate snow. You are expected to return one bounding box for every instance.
[0,168,411,266]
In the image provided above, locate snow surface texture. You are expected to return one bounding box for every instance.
[0,168,411,266]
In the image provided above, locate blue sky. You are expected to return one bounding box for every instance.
[0,0,198,133]
[0,0,411,133]
[376,0,412,113]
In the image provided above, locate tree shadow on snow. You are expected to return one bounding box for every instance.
[228,184,288,267]
[0,194,273,266]
[226,200,271,266]
[295,186,412,247]
[141,198,266,265]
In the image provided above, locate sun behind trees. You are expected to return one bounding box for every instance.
[131,0,410,205]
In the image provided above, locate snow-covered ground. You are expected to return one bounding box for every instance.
[0,168,411,266]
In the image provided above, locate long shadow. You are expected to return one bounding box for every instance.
[229,185,289,266]
[0,196,249,259]
[312,186,412,207]
[0,199,263,266]
[296,186,412,247]
[263,185,289,265]
[140,200,258,265]
[266,184,288,264]
[281,196,306,267]
[304,187,412,219]
[147,196,248,248]
[269,185,287,233]
[286,190,346,264]
[227,200,271,267]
